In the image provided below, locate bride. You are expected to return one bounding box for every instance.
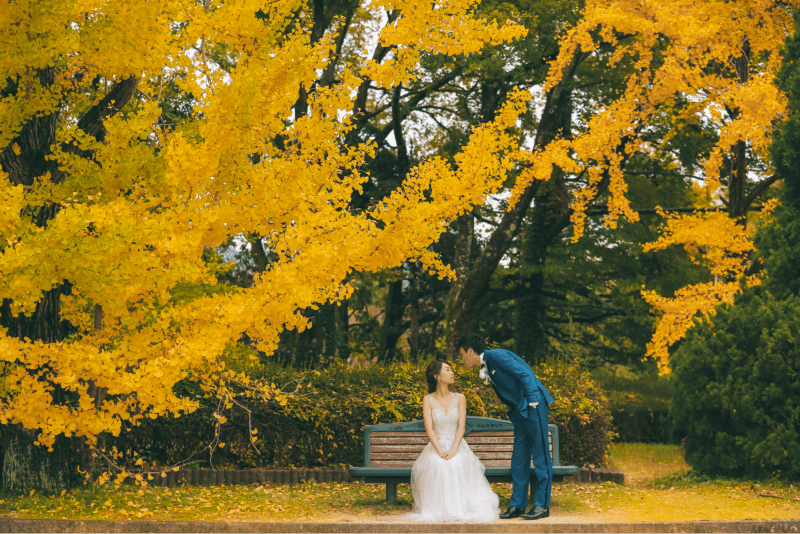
[404,360,501,522]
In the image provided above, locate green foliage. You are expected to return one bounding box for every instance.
[532,360,614,467]
[770,10,800,208]
[668,13,800,480]
[592,365,674,444]
[671,288,800,478]
[754,204,800,301]
[107,357,612,470]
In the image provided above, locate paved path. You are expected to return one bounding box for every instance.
[2,518,799,533]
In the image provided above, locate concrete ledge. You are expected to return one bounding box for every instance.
[1,519,799,533]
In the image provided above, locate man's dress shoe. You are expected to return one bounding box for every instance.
[499,506,525,519]
[522,505,549,520]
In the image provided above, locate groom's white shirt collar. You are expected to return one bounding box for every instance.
[479,352,485,366]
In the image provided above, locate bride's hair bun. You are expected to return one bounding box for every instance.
[426,360,448,393]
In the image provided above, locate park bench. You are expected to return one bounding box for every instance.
[349,416,579,504]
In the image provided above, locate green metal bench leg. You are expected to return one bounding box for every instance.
[386,482,397,505]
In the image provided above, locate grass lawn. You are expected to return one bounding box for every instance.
[1,443,798,523]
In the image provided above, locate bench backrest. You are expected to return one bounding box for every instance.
[362,416,560,469]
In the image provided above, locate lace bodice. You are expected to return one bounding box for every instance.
[429,393,460,450]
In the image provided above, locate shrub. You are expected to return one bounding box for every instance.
[105,357,613,470]
[593,365,674,444]
[671,288,800,478]
[531,361,614,467]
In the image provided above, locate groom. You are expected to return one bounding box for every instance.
[458,333,554,520]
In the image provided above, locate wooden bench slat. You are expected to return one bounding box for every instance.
[370,460,416,467]
[370,453,423,460]
[463,437,515,444]
[371,431,515,438]
[370,444,427,453]
[370,437,430,445]
[370,431,515,442]
[370,436,519,445]
[370,443,517,453]
[372,432,428,437]
[478,460,515,467]
[466,444,514,452]
[369,432,514,443]
[369,452,515,461]
[475,453,514,461]
[369,460,523,468]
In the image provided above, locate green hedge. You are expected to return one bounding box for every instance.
[592,365,675,444]
[105,358,613,471]
[612,407,672,444]
[671,288,800,478]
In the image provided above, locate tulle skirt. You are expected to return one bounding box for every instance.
[403,440,501,522]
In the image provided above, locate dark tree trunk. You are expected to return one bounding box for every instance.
[729,139,748,220]
[315,303,335,361]
[428,318,440,354]
[728,40,751,223]
[0,72,138,492]
[0,287,62,344]
[294,0,343,119]
[444,212,475,354]
[408,264,420,359]
[336,298,350,360]
[513,86,575,364]
[514,170,573,363]
[445,46,584,355]
[312,300,352,362]
[1,427,79,494]
[378,280,405,361]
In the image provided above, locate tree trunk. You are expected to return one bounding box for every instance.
[378,279,405,361]
[444,212,475,354]
[514,169,573,363]
[444,46,583,355]
[0,72,138,492]
[728,40,750,223]
[408,264,420,359]
[1,427,78,494]
[513,80,575,363]
[314,302,343,362]
[428,318,440,354]
[336,298,350,360]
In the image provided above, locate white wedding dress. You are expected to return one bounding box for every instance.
[403,393,501,522]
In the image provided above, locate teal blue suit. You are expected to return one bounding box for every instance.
[483,348,554,509]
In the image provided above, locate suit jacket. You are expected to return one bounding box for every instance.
[483,348,554,419]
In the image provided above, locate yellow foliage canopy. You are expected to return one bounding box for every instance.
[0,0,527,448]
[517,0,795,371]
[640,210,762,372]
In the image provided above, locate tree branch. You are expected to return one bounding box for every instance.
[546,311,623,324]
[744,173,781,208]
[584,205,765,216]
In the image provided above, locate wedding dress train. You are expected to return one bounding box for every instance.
[403,394,500,522]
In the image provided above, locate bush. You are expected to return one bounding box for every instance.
[593,365,674,444]
[533,361,614,467]
[671,288,800,478]
[612,407,672,444]
[105,357,613,470]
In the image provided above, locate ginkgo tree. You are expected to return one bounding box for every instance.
[516,0,795,372]
[0,0,528,485]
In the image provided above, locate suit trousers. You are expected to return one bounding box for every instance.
[508,401,552,509]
